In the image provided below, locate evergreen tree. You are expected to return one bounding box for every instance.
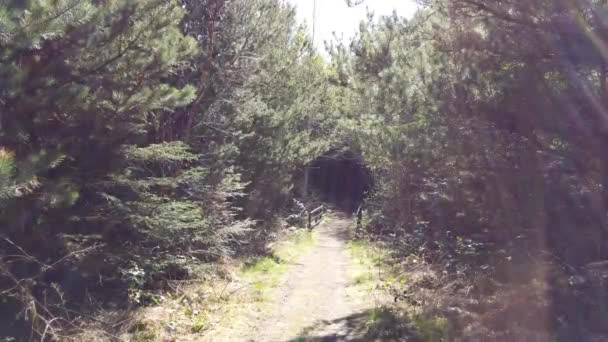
[0,0,199,337]
[0,0,197,236]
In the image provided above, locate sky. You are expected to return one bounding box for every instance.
[285,0,419,51]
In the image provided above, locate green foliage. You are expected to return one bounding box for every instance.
[0,0,198,236]
[103,142,252,257]
[365,307,417,340]
[8,0,608,340]
[0,148,16,202]
[334,1,608,340]
[0,0,206,339]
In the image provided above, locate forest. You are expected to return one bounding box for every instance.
[2,0,608,340]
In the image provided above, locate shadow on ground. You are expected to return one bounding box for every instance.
[284,307,420,342]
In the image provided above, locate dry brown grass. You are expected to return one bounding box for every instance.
[70,229,317,341]
[345,237,577,341]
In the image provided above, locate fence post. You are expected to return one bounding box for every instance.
[356,205,362,229]
[308,210,312,230]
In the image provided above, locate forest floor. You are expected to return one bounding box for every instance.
[204,213,388,341]
[117,213,420,342]
[95,210,561,342]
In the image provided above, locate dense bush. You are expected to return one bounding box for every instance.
[333,0,608,339]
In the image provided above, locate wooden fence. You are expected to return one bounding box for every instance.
[307,205,326,229]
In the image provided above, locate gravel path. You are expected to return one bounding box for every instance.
[208,215,372,342]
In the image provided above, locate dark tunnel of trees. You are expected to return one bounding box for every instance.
[308,150,372,212]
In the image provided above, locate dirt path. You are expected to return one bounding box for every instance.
[208,215,374,342]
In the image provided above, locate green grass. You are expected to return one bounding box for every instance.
[119,229,318,341]
[347,239,412,287]
[348,240,388,265]
[347,240,449,341]
[273,229,316,261]
[190,313,210,333]
[242,229,316,301]
[347,240,397,291]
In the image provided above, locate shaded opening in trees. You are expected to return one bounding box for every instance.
[308,150,372,212]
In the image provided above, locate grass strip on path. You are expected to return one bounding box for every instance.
[242,229,317,301]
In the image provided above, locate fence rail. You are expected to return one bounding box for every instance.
[292,199,326,230]
[307,205,325,229]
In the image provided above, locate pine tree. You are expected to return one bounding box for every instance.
[0,1,199,337]
[0,0,197,236]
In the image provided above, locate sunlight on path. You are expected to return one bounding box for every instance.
[206,214,375,342]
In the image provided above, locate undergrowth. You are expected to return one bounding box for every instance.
[73,226,316,342]
[346,239,451,341]
[109,228,318,341]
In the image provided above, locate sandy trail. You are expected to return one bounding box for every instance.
[209,215,372,342]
